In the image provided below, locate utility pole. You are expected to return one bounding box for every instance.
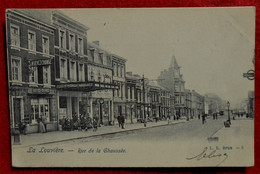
[142,74,146,121]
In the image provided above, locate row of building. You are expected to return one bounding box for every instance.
[7,9,225,134]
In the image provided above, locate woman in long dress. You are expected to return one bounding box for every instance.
[38,117,46,133]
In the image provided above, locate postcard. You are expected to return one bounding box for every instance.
[6,7,255,167]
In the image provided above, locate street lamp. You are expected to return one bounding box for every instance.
[99,98,104,125]
[227,101,230,123]
[130,105,134,124]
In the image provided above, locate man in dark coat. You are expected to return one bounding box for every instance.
[120,115,125,129]
[117,115,121,128]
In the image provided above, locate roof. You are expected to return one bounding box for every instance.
[8,9,55,30]
[11,9,89,31]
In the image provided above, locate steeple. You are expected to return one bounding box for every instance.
[170,55,179,69]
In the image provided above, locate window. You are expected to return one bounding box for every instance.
[113,63,117,76]
[31,98,49,124]
[42,36,49,54]
[43,66,50,85]
[59,96,67,108]
[132,87,135,100]
[78,37,83,55]
[79,64,84,81]
[70,61,76,81]
[60,59,67,80]
[59,30,66,49]
[117,64,120,77]
[121,65,124,77]
[10,24,20,46]
[90,70,95,81]
[69,33,75,52]
[11,57,21,81]
[29,66,38,83]
[28,31,36,51]
[103,55,107,65]
[99,53,103,65]
[107,56,111,66]
[90,49,95,61]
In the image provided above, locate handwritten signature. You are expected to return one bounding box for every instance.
[186,147,228,166]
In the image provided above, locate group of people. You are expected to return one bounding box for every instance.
[59,113,98,132]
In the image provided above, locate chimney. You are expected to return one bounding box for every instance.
[93,40,100,46]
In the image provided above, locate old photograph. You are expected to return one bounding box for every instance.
[6,7,255,167]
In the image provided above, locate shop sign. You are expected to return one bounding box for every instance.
[28,88,54,94]
[30,59,51,67]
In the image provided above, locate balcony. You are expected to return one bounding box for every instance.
[56,81,119,92]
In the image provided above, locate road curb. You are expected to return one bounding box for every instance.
[13,120,187,148]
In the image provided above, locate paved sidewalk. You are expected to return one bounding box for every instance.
[209,117,254,143]
[12,119,187,148]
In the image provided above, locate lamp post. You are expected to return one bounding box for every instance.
[130,104,134,124]
[99,98,104,125]
[227,101,230,123]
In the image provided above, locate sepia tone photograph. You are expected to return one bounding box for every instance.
[6,7,255,167]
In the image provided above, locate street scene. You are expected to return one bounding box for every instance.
[7,8,255,167]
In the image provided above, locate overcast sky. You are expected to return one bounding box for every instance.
[61,8,255,107]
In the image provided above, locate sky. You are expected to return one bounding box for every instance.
[61,8,255,107]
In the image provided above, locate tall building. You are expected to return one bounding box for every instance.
[158,55,186,117]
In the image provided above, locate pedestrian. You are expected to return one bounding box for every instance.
[198,114,200,119]
[93,118,98,132]
[202,114,206,124]
[18,119,27,135]
[38,116,46,133]
[120,115,125,129]
[42,114,47,132]
[117,115,121,128]
[144,116,147,127]
[167,115,171,124]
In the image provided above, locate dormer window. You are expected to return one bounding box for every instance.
[89,48,95,61]
[99,52,103,65]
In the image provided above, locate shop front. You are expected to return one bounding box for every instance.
[10,86,57,134]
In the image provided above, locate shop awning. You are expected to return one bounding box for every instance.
[56,81,119,92]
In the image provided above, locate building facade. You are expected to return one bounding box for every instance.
[158,56,186,118]
[7,10,57,133]
[191,90,204,118]
[112,54,127,122]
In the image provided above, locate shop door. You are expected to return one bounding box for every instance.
[39,99,49,122]
[13,98,21,126]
